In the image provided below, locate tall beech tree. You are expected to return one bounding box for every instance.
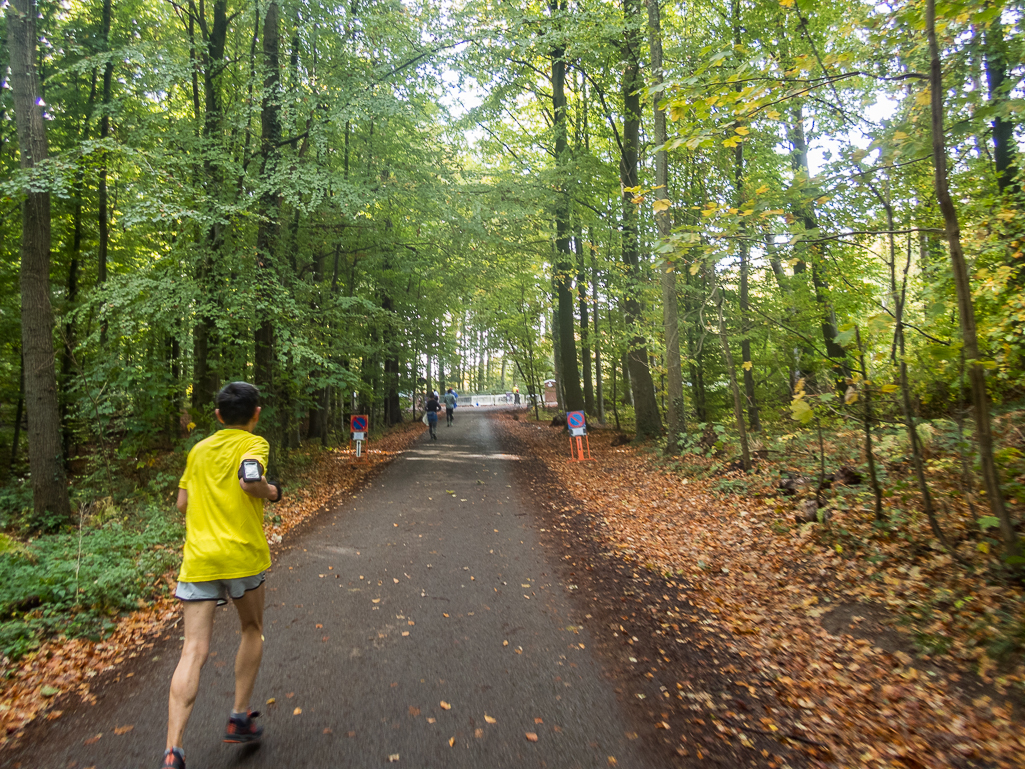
[9,0,71,521]
[550,0,585,414]
[620,0,662,439]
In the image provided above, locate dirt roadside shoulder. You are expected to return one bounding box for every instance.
[495,412,1021,769]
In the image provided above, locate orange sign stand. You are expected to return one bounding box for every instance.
[569,433,593,462]
[566,411,593,461]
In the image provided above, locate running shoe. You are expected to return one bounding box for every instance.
[224,710,263,744]
[160,748,185,769]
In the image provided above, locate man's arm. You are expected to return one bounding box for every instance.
[177,488,188,514]
[239,475,280,501]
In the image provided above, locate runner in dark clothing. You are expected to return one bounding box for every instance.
[425,394,441,440]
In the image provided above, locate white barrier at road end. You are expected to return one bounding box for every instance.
[460,394,516,406]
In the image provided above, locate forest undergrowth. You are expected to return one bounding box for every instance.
[497,409,1024,768]
[0,420,426,747]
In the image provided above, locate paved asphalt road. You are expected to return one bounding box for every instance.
[4,410,651,769]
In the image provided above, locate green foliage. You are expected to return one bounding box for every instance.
[0,504,182,662]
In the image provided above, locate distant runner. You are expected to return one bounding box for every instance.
[443,388,457,426]
[425,392,441,440]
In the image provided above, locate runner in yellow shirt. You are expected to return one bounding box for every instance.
[161,382,282,769]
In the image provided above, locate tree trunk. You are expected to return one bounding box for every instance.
[713,283,751,470]
[927,0,1018,560]
[648,0,682,453]
[97,0,113,291]
[983,18,1019,197]
[9,0,72,521]
[10,354,24,474]
[574,231,595,414]
[731,0,759,433]
[854,327,884,521]
[789,104,849,379]
[255,0,282,404]
[192,0,230,410]
[621,0,662,439]
[62,73,97,462]
[550,5,585,412]
[591,241,605,423]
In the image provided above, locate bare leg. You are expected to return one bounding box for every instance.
[230,582,265,713]
[166,600,217,751]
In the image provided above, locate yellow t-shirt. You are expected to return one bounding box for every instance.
[177,428,271,582]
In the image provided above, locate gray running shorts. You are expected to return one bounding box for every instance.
[175,572,266,606]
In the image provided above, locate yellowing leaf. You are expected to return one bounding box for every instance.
[653,198,671,212]
[485,714,497,724]
[880,384,899,393]
[440,701,452,710]
[741,361,753,371]
[525,732,539,742]
[734,126,750,135]
[293,707,302,715]
[790,398,814,424]
[448,737,455,747]
[755,185,770,194]
[113,725,134,736]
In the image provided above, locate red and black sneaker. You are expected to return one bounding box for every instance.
[224,710,263,744]
[160,747,185,769]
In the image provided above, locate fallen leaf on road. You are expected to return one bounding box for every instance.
[534,717,543,724]
[114,725,133,735]
[347,731,356,737]
[409,706,420,716]
[293,707,302,715]
[266,698,276,705]
[608,758,618,766]
[286,692,295,698]
[388,754,400,762]
[485,714,497,724]
[393,578,399,584]
[84,734,102,745]
[372,598,381,604]
[502,640,508,646]
[427,718,436,724]
[525,732,538,742]
[440,701,451,710]
[448,737,455,746]
[316,624,323,628]
[475,728,483,738]
[401,631,410,637]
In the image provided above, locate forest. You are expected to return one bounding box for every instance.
[0,0,1023,709]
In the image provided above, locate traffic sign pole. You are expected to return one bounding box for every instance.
[350,415,369,459]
